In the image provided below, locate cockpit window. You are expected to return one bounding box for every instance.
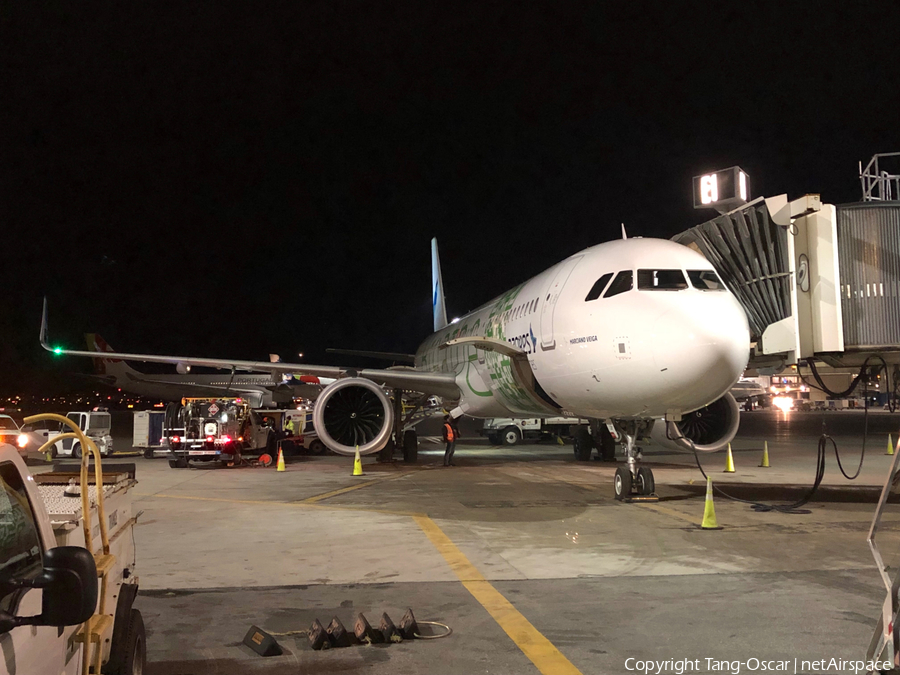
[637,269,688,290]
[603,270,633,298]
[585,273,613,301]
[688,270,726,291]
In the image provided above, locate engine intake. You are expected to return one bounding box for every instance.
[312,378,393,456]
[651,392,740,453]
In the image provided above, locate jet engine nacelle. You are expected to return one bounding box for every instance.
[312,378,393,456]
[650,392,740,453]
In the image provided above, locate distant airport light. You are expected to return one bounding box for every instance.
[772,396,793,413]
[298,353,304,358]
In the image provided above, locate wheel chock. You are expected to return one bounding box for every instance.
[326,617,357,647]
[380,612,403,643]
[242,625,283,657]
[308,618,331,650]
[354,612,384,644]
[398,608,418,640]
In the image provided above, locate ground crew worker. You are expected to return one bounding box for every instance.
[284,417,296,437]
[442,414,457,466]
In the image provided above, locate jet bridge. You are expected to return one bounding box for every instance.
[673,191,900,369]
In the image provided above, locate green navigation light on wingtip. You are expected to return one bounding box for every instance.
[53,347,63,355]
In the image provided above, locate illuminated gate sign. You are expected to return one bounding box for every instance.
[692,166,750,211]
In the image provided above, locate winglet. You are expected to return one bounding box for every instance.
[431,238,448,332]
[40,297,52,352]
[621,223,627,240]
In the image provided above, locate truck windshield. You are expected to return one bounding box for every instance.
[0,462,42,611]
[87,413,111,432]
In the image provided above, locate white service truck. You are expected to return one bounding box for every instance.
[0,423,143,674]
[482,417,589,446]
[46,410,114,458]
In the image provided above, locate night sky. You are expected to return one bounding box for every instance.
[3,3,898,393]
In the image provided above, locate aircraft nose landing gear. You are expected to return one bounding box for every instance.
[612,421,657,502]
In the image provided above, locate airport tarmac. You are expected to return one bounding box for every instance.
[51,410,900,674]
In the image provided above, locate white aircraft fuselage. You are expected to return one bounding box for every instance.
[416,238,749,421]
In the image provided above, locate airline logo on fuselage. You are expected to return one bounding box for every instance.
[507,325,538,355]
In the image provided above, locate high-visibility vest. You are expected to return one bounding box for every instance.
[443,423,454,442]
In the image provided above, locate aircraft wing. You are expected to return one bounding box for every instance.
[40,300,460,399]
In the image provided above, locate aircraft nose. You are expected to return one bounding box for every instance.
[652,294,750,409]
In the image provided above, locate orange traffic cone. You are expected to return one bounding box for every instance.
[276,447,285,472]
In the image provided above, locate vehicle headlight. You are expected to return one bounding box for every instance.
[16,434,28,449]
[204,422,218,436]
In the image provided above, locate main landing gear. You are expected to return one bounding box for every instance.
[611,420,655,501]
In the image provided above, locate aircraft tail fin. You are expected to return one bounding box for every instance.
[84,334,142,378]
[431,237,448,332]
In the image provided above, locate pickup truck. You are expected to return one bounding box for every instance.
[0,424,144,674]
[0,413,47,454]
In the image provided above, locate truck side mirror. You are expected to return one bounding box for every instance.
[38,546,98,626]
[0,546,98,633]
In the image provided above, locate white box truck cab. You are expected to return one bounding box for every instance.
[482,417,589,446]
[46,411,114,459]
[0,441,144,675]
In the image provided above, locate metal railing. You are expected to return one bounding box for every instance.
[860,153,900,202]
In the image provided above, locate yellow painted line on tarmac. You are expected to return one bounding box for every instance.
[414,515,583,675]
[139,492,422,517]
[300,473,403,503]
[636,502,700,526]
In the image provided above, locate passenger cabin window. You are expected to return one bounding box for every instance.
[688,270,726,291]
[637,269,688,290]
[603,270,633,298]
[585,273,613,301]
[0,462,43,613]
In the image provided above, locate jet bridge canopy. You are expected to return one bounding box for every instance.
[672,199,791,346]
[673,194,900,368]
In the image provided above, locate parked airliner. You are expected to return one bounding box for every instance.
[42,236,750,499]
